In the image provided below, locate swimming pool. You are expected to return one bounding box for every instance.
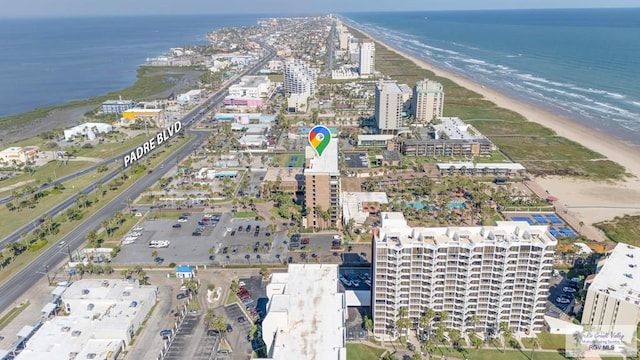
[447,201,466,209]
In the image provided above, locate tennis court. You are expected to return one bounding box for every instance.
[286,154,304,168]
[506,213,579,238]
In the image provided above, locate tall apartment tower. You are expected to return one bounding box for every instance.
[372,213,556,341]
[581,242,640,342]
[304,139,341,230]
[359,39,375,76]
[283,59,316,97]
[412,78,444,122]
[374,80,404,133]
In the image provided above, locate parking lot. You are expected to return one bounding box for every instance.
[548,273,579,313]
[212,219,288,266]
[286,234,372,265]
[163,313,202,360]
[344,152,369,168]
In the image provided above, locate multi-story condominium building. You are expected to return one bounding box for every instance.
[283,59,316,97]
[399,117,494,157]
[304,139,340,229]
[581,242,640,342]
[228,75,273,98]
[372,213,556,341]
[375,80,404,133]
[412,79,444,122]
[359,39,375,76]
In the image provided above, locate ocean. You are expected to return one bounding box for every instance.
[343,8,640,145]
[0,14,261,118]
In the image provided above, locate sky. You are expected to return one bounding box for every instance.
[2,0,639,18]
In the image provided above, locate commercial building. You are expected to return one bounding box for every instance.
[63,122,113,141]
[101,100,136,114]
[375,81,404,132]
[262,264,346,360]
[223,96,264,108]
[412,79,444,122]
[286,93,309,113]
[304,139,340,229]
[399,117,494,157]
[372,213,556,341]
[177,89,205,103]
[15,279,157,360]
[341,192,389,228]
[0,146,39,165]
[261,168,304,196]
[581,243,640,342]
[357,134,396,149]
[228,75,272,98]
[283,59,316,97]
[359,39,375,76]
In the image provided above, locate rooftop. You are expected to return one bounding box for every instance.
[231,75,270,88]
[263,167,304,183]
[376,80,402,94]
[263,264,346,360]
[431,117,485,140]
[589,242,640,305]
[376,212,557,248]
[305,138,339,175]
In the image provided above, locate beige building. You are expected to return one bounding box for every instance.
[304,139,340,229]
[261,167,304,196]
[412,79,444,122]
[0,146,39,165]
[372,213,556,341]
[375,80,404,133]
[581,242,640,342]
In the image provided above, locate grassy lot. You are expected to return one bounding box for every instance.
[0,167,107,239]
[348,25,628,180]
[73,133,149,158]
[0,160,96,195]
[0,301,30,331]
[226,290,240,305]
[537,332,567,350]
[0,66,192,132]
[521,338,538,349]
[234,211,257,219]
[267,74,284,82]
[346,343,385,360]
[595,215,640,247]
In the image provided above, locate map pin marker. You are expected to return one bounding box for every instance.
[308,125,332,157]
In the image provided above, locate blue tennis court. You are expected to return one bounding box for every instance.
[545,214,564,224]
[549,228,563,237]
[560,227,578,237]
[532,214,549,224]
[512,216,534,225]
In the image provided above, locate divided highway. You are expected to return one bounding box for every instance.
[0,48,275,313]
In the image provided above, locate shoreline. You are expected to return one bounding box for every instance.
[348,23,640,224]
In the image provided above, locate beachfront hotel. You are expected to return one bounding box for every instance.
[303,138,341,229]
[374,80,404,133]
[283,59,317,97]
[581,242,640,342]
[359,39,375,76]
[372,213,556,341]
[412,78,444,122]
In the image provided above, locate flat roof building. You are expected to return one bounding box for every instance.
[582,243,640,342]
[304,139,340,230]
[375,81,404,132]
[101,100,136,114]
[284,59,316,98]
[261,168,304,195]
[412,79,444,122]
[400,118,494,157]
[372,213,557,341]
[341,192,389,227]
[262,264,346,360]
[229,75,272,98]
[63,122,113,141]
[15,279,157,360]
[0,146,39,165]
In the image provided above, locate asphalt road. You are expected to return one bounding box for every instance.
[0,48,275,314]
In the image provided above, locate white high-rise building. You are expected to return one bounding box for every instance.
[283,59,316,97]
[581,242,640,342]
[374,80,403,132]
[359,39,375,76]
[412,78,444,122]
[372,213,556,341]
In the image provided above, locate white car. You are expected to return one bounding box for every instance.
[58,241,66,248]
[563,287,577,293]
[333,235,342,240]
[177,218,188,223]
[133,227,144,232]
[226,227,232,232]
[556,297,571,304]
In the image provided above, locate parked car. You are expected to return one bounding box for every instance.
[172,223,182,228]
[176,293,189,300]
[556,297,571,304]
[178,217,188,223]
[160,329,172,337]
[563,287,577,293]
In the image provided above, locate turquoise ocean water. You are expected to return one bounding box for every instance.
[343,8,640,145]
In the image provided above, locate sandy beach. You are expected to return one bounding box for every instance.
[355,27,640,225]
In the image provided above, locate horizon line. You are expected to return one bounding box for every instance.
[1,6,639,20]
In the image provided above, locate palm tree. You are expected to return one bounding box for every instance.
[530,337,539,360]
[499,321,512,352]
[364,316,373,335]
[396,306,411,338]
[151,250,158,259]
